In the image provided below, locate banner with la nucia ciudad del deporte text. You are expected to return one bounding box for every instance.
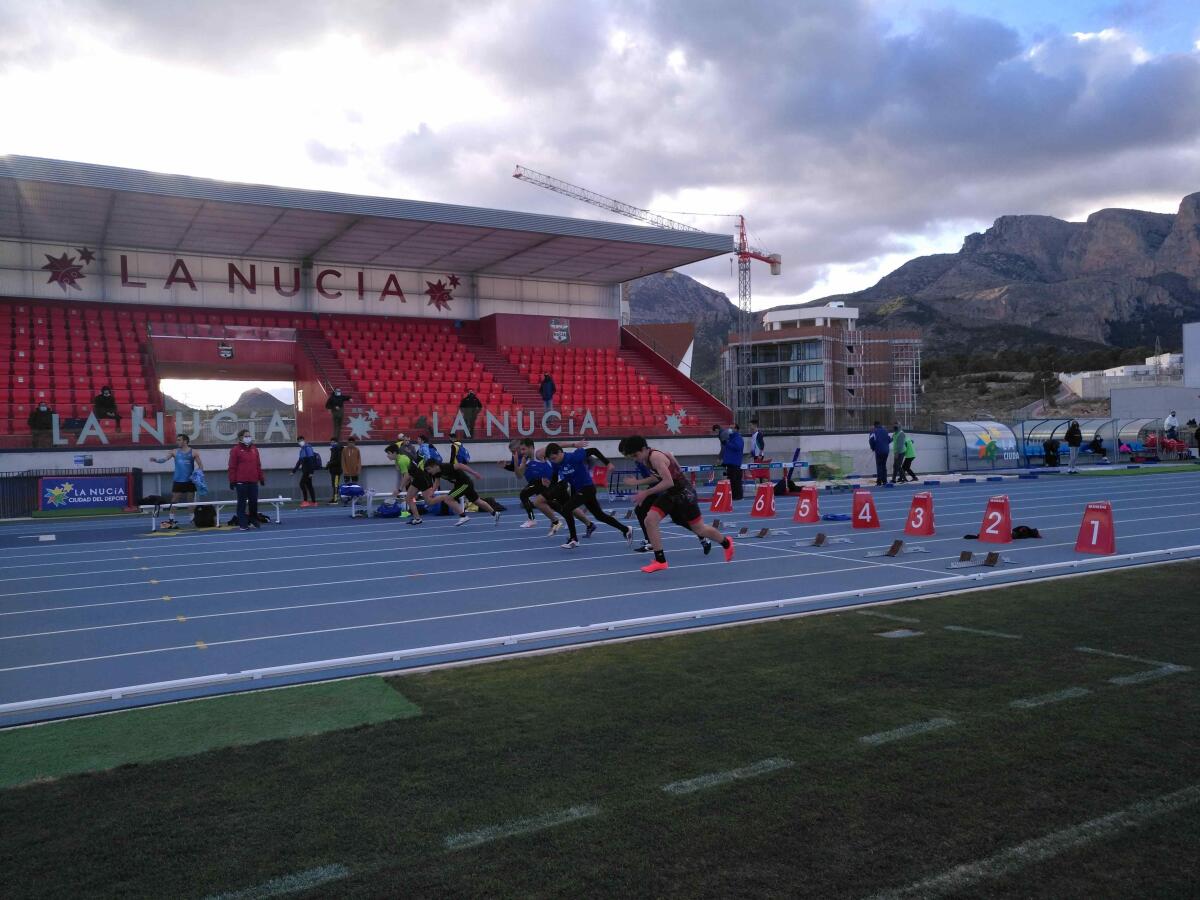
[34,406,602,446]
[39,476,130,512]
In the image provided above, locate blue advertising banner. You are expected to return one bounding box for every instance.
[38,476,129,512]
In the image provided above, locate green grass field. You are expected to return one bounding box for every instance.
[1,563,1197,899]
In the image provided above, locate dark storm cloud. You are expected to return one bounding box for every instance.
[6,0,1197,300]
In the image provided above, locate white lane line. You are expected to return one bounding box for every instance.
[661,757,794,795]
[943,625,1022,639]
[444,804,599,851]
[1074,646,1182,668]
[859,717,955,746]
[1110,665,1192,686]
[203,863,350,899]
[867,783,1200,900]
[857,611,920,623]
[1009,687,1092,709]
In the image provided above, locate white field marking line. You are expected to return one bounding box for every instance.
[743,539,953,579]
[943,625,1022,639]
[859,717,956,745]
[867,783,1200,900]
[1009,687,1092,708]
[444,803,599,851]
[661,757,794,795]
[1074,646,1194,686]
[856,610,920,623]
[4,473,1193,561]
[6,550,1200,708]
[204,863,351,900]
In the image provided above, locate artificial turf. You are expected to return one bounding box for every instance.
[1,562,1196,899]
[0,678,420,789]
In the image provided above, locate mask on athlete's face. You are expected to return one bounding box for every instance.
[241,436,252,446]
[299,440,306,447]
[38,404,47,411]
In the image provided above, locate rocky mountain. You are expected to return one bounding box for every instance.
[628,271,748,389]
[228,388,293,413]
[828,193,1200,356]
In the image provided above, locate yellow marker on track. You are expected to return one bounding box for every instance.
[195,640,207,650]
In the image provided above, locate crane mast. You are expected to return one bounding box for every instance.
[513,165,780,422]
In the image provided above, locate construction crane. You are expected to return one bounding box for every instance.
[513,165,780,420]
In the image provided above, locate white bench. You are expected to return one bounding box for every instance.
[139,496,293,530]
[352,488,452,518]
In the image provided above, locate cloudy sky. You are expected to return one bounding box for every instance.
[2,0,1198,310]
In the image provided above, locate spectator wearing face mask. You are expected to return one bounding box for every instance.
[325,388,351,441]
[93,385,121,428]
[28,401,54,448]
[292,436,320,507]
[326,439,343,504]
[228,429,265,530]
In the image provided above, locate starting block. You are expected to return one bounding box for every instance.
[948,550,1016,569]
[712,518,722,529]
[796,531,851,548]
[866,539,929,558]
[623,509,634,519]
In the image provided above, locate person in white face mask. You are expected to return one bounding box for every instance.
[228,429,265,530]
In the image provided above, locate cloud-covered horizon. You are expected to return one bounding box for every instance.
[1,0,1198,306]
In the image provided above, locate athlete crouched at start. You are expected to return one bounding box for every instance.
[425,459,500,526]
[619,435,733,573]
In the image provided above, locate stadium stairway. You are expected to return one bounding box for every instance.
[456,334,545,413]
[297,329,355,437]
[615,347,730,432]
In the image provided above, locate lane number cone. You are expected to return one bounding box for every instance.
[978,495,1012,544]
[710,479,734,513]
[904,491,935,536]
[751,482,776,518]
[793,485,819,523]
[1075,501,1116,554]
[852,489,881,529]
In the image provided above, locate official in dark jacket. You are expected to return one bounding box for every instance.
[721,424,745,500]
[868,422,891,486]
[28,402,54,448]
[325,388,350,441]
[93,385,120,428]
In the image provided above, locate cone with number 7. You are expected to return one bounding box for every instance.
[1075,501,1115,554]
[904,491,935,536]
[851,489,880,529]
[978,495,1012,544]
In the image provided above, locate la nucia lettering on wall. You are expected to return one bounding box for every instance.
[36,407,599,446]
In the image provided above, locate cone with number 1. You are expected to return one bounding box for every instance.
[1075,501,1115,554]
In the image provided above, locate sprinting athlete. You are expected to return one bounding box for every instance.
[621,453,712,556]
[425,459,500,527]
[618,435,733,573]
[385,441,435,525]
[545,442,633,549]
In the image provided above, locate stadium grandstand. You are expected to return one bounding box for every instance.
[0,156,733,450]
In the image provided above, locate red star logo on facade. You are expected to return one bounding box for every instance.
[425,279,453,311]
[76,247,96,264]
[447,274,461,288]
[41,253,86,292]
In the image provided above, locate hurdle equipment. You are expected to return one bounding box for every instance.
[851,489,881,529]
[750,482,776,518]
[709,479,734,513]
[978,495,1013,544]
[1075,501,1116,555]
[904,491,935,536]
[796,532,851,547]
[792,485,819,523]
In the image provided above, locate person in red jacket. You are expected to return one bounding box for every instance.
[228,429,266,530]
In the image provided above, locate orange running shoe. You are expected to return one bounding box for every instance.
[723,539,735,562]
[640,560,670,573]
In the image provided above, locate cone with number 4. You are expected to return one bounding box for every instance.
[852,489,880,529]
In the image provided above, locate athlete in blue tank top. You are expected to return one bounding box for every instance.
[151,434,204,527]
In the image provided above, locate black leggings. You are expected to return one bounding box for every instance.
[520,483,541,518]
[564,485,626,541]
[299,473,315,503]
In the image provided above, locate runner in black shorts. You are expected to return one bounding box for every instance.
[622,456,713,556]
[618,435,733,573]
[425,460,500,526]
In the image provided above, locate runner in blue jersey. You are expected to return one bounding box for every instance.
[545,442,633,549]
